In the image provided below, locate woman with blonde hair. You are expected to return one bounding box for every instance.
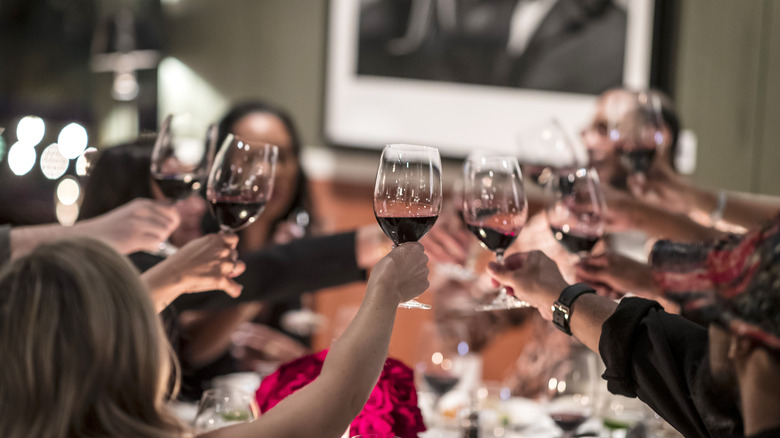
[0,237,429,438]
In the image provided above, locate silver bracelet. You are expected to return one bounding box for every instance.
[709,190,727,224]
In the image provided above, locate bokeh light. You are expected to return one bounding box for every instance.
[58,123,89,159]
[56,177,81,205]
[55,201,80,226]
[8,141,37,175]
[40,143,69,180]
[75,147,98,176]
[16,116,45,146]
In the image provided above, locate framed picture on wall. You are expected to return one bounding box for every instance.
[324,0,661,158]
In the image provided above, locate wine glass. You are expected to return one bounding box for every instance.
[517,118,582,187]
[373,144,442,310]
[544,347,599,438]
[462,155,529,311]
[415,322,464,426]
[546,167,607,259]
[616,91,668,175]
[193,387,259,432]
[150,114,217,255]
[207,134,279,233]
[601,393,646,437]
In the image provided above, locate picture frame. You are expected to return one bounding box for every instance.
[324,0,659,158]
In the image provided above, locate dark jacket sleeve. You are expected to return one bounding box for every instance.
[0,225,10,266]
[131,231,366,312]
[599,297,711,437]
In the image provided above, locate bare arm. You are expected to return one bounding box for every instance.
[487,251,618,353]
[9,198,180,259]
[142,233,245,313]
[202,243,430,438]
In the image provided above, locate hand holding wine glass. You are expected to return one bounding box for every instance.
[462,155,529,311]
[546,167,607,259]
[207,134,279,233]
[373,144,442,309]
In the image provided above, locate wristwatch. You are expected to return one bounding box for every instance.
[552,283,596,335]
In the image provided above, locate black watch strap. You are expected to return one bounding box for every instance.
[552,283,596,335]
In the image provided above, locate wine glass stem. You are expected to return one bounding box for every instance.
[495,250,505,265]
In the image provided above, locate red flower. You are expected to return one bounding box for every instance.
[256,350,426,438]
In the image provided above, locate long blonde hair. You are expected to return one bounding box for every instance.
[0,237,187,438]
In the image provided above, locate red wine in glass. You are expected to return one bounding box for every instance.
[463,156,530,311]
[550,411,589,433]
[207,134,278,233]
[210,196,268,232]
[550,226,600,257]
[423,373,460,398]
[154,175,203,201]
[375,215,438,246]
[619,147,657,174]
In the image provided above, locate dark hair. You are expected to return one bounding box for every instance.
[217,100,314,232]
[79,136,156,220]
[650,89,681,170]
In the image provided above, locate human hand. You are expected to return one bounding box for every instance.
[420,218,472,266]
[486,251,568,321]
[144,233,246,307]
[367,242,430,304]
[576,252,658,299]
[79,198,180,254]
[231,322,310,371]
[271,222,307,245]
[627,159,689,213]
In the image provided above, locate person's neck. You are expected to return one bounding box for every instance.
[738,349,780,436]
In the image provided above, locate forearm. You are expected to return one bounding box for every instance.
[568,293,619,354]
[141,264,185,313]
[9,224,75,258]
[720,191,780,229]
[216,288,400,438]
[629,203,723,242]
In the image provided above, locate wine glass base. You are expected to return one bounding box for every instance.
[398,299,431,310]
[476,294,531,311]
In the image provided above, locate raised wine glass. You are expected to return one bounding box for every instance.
[462,155,530,311]
[517,118,582,188]
[616,91,668,175]
[207,134,278,233]
[544,347,599,438]
[546,167,607,259]
[150,114,217,255]
[373,143,442,310]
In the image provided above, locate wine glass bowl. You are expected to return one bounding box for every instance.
[544,349,599,438]
[517,118,582,187]
[546,167,607,258]
[415,323,463,427]
[373,144,442,309]
[616,91,668,175]
[151,114,216,201]
[462,155,529,311]
[207,134,279,233]
[193,387,259,432]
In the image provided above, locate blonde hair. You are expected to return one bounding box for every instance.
[0,237,187,438]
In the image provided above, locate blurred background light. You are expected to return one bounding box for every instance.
[40,143,69,180]
[55,201,80,226]
[58,123,89,159]
[0,128,6,161]
[56,177,80,205]
[8,141,37,175]
[75,147,98,176]
[16,116,45,146]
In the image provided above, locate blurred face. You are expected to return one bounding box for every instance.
[230,112,299,221]
[581,89,635,188]
[150,182,207,247]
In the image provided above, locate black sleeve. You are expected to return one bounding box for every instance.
[0,225,11,266]
[599,297,711,437]
[158,231,366,311]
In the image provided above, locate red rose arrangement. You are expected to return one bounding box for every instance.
[255,349,426,437]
